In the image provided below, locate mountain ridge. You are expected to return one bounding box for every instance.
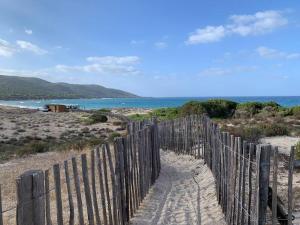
[0,75,138,100]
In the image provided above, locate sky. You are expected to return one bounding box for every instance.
[0,0,300,97]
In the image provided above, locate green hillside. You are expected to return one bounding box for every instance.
[0,75,138,100]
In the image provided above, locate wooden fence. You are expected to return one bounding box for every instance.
[0,120,160,225]
[159,115,296,225]
[0,115,297,225]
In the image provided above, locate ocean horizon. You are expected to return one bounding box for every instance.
[1,96,300,110]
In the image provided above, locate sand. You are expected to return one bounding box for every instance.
[260,136,300,155]
[130,150,226,225]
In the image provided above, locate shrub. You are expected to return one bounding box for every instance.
[17,141,50,156]
[291,106,300,119]
[98,108,111,113]
[180,101,207,116]
[236,102,264,116]
[151,108,180,120]
[86,112,108,124]
[258,123,289,136]
[181,99,237,118]
[108,132,121,142]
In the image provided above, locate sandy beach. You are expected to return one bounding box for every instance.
[130,150,226,225]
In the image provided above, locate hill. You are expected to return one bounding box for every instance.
[0,75,138,100]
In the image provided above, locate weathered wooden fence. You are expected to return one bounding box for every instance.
[0,120,160,225]
[0,115,297,225]
[159,115,296,225]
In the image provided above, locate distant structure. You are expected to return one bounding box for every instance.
[45,104,68,112]
[43,104,80,112]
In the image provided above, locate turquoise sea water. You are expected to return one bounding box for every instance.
[1,97,300,110]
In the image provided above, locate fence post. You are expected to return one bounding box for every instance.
[288,146,295,225]
[0,185,3,225]
[16,170,45,225]
[256,145,271,225]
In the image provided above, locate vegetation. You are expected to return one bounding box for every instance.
[108,132,122,142]
[0,136,105,162]
[180,99,237,118]
[83,111,108,124]
[128,108,180,121]
[0,75,138,100]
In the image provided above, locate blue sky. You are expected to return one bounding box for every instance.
[0,0,300,97]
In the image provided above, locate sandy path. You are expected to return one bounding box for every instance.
[130,151,226,225]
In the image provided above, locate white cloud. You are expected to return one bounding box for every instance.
[186,26,226,44]
[56,56,141,76]
[186,10,288,44]
[16,40,48,55]
[229,10,288,36]
[86,56,140,65]
[199,66,257,76]
[256,46,300,59]
[0,68,48,77]
[25,29,33,35]
[154,41,168,49]
[130,40,145,45]
[0,39,16,57]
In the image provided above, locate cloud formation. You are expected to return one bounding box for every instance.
[186,10,288,44]
[56,56,141,76]
[0,39,16,57]
[16,40,48,55]
[256,46,300,59]
[199,66,257,76]
[154,41,168,49]
[25,29,33,35]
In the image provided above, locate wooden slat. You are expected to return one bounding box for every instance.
[90,150,101,225]
[53,164,63,225]
[71,157,84,225]
[96,147,108,225]
[288,147,295,225]
[102,145,114,225]
[271,147,278,225]
[64,161,74,225]
[0,185,3,225]
[81,154,95,225]
[45,170,52,225]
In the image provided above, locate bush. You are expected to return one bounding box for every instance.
[87,112,108,124]
[108,132,121,142]
[17,141,50,156]
[291,106,300,119]
[258,123,289,136]
[236,102,264,116]
[180,99,238,118]
[151,108,180,120]
[180,101,207,116]
[235,101,283,118]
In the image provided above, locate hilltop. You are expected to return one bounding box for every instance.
[0,75,138,100]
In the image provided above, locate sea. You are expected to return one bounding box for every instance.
[1,96,300,110]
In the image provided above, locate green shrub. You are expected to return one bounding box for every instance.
[17,141,50,156]
[151,108,180,120]
[291,106,300,119]
[180,101,207,116]
[128,113,150,121]
[86,112,108,124]
[98,108,111,113]
[236,101,282,118]
[236,102,264,115]
[108,132,121,142]
[258,123,289,136]
[181,99,237,118]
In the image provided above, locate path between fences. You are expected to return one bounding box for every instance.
[130,150,226,225]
